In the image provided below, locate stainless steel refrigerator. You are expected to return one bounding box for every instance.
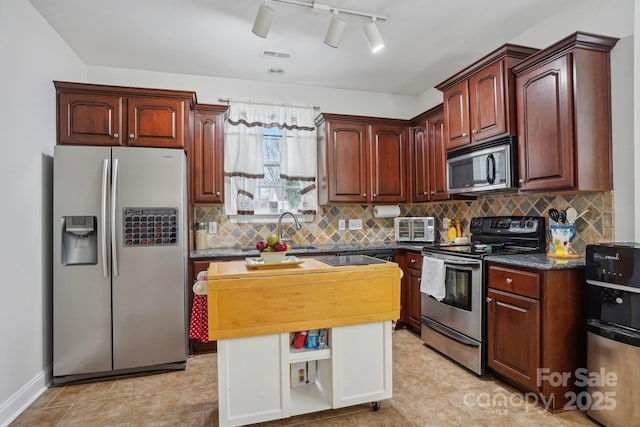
[53,145,188,384]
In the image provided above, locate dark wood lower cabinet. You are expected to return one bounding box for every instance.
[397,250,422,335]
[486,263,585,410]
[487,288,540,391]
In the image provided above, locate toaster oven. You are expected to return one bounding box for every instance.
[394,217,435,242]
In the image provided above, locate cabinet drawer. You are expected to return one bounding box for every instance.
[405,252,423,270]
[488,265,539,299]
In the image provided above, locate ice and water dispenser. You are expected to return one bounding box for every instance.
[61,215,97,265]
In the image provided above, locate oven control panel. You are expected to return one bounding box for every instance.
[470,216,544,235]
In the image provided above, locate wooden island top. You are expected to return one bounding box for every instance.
[206,257,401,340]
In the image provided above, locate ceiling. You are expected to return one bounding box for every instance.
[29,0,578,96]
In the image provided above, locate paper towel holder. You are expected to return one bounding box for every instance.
[373,205,401,218]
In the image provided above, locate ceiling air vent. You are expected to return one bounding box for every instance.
[260,49,292,60]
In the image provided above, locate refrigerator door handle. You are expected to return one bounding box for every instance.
[101,158,110,278]
[111,158,119,277]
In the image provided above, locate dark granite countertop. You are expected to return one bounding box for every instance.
[190,241,432,259]
[192,244,585,271]
[485,253,585,270]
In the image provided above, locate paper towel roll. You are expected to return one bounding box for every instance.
[373,205,401,218]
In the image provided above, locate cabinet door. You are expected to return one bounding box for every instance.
[370,124,407,203]
[127,97,188,148]
[427,112,449,201]
[407,268,423,334]
[189,260,218,354]
[410,125,430,203]
[218,334,288,426]
[332,321,392,408]
[516,55,574,191]
[193,110,224,203]
[468,61,506,142]
[58,92,123,146]
[487,288,540,392]
[326,121,368,202]
[443,80,470,150]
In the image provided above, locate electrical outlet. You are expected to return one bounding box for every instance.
[338,219,346,231]
[441,217,450,230]
[208,221,217,234]
[348,219,363,230]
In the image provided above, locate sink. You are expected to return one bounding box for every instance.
[241,245,318,251]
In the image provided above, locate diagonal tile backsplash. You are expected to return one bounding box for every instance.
[195,191,613,256]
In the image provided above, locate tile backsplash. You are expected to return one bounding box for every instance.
[195,191,613,256]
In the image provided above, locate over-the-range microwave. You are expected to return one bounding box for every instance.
[446,136,518,194]
[394,217,435,242]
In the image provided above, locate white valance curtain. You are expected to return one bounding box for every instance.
[223,101,318,215]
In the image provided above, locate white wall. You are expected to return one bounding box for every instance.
[86,66,421,120]
[0,0,85,425]
[636,1,640,242]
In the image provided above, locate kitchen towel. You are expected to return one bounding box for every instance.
[420,256,446,301]
[373,205,401,218]
[189,271,209,343]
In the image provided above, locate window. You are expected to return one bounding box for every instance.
[223,102,318,220]
[255,127,306,214]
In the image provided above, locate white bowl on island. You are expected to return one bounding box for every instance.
[260,251,287,263]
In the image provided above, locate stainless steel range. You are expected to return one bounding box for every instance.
[420,216,546,375]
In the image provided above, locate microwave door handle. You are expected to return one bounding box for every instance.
[486,154,496,184]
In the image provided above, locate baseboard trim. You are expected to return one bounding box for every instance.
[0,365,51,427]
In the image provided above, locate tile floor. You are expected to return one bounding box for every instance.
[10,329,599,426]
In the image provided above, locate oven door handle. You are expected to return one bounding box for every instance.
[423,254,481,267]
[421,317,479,348]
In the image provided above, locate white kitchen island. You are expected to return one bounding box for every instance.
[205,257,401,427]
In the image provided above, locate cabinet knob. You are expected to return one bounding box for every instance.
[506,278,513,284]
[519,179,525,184]
[373,193,377,198]
[462,132,468,137]
[410,259,416,264]
[113,133,119,138]
[472,129,477,134]
[215,191,221,196]
[362,193,367,198]
[423,191,428,195]
[430,191,435,195]
[486,297,492,302]
[129,133,135,138]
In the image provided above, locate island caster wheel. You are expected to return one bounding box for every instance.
[371,401,381,411]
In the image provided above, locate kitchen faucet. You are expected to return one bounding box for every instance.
[278,212,302,242]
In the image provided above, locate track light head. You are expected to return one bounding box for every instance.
[363,18,384,53]
[324,12,346,48]
[252,2,274,38]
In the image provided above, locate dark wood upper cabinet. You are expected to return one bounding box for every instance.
[316,114,408,204]
[370,124,407,203]
[513,32,618,192]
[192,105,227,203]
[55,81,195,149]
[436,44,538,152]
[409,104,448,203]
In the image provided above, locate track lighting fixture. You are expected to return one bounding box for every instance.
[252,1,274,38]
[363,18,385,53]
[251,0,386,52]
[323,12,346,48]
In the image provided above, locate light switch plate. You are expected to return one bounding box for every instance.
[338,219,346,231]
[208,221,217,234]
[348,219,363,230]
